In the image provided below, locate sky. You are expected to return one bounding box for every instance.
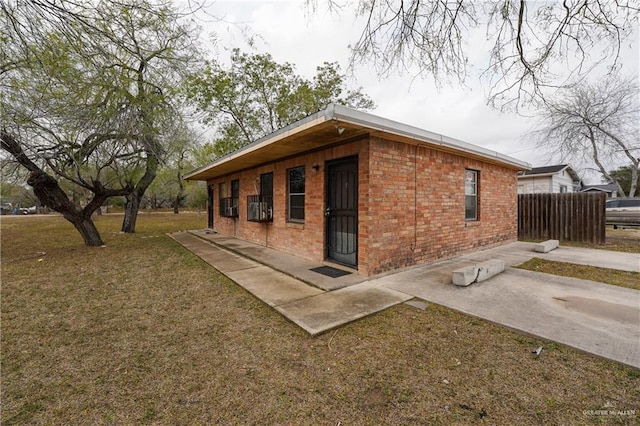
[192,0,639,184]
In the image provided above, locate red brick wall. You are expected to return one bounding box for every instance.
[208,139,367,265]
[207,136,518,276]
[362,137,518,275]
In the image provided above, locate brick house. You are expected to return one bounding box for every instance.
[185,104,530,276]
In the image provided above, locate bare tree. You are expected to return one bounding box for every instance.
[309,1,639,109]
[533,76,639,197]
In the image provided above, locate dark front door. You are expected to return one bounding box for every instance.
[326,157,358,267]
[207,184,214,228]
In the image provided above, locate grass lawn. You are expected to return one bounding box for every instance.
[561,227,640,253]
[2,213,639,424]
[517,227,640,291]
[516,258,640,291]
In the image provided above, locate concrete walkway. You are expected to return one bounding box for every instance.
[188,229,368,291]
[169,232,411,335]
[373,260,640,369]
[170,231,640,368]
[374,244,640,368]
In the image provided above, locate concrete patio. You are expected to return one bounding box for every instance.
[169,230,640,368]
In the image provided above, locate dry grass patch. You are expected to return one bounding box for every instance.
[517,228,639,290]
[561,227,640,253]
[522,227,640,253]
[516,258,640,290]
[2,214,639,424]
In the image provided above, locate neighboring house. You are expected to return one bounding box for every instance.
[186,104,530,276]
[517,164,582,194]
[580,184,619,198]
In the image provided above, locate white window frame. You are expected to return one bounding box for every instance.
[465,169,478,221]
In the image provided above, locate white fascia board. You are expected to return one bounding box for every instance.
[329,104,531,170]
[520,165,580,180]
[518,172,556,178]
[185,103,531,180]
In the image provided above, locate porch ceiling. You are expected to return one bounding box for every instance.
[185,104,530,181]
[186,120,369,181]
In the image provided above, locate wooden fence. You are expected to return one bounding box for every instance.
[518,193,606,244]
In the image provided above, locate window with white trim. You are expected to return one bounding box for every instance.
[465,169,478,221]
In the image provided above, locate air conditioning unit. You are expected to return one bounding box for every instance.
[248,202,272,221]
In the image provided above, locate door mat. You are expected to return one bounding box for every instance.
[309,266,352,278]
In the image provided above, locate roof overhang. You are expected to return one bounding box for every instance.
[581,186,614,193]
[185,104,531,181]
[518,165,581,182]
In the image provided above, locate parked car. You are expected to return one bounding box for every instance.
[605,197,640,228]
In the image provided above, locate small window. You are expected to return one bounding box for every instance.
[219,179,239,217]
[247,172,274,222]
[218,182,226,216]
[260,172,273,197]
[465,169,478,221]
[231,179,239,209]
[218,182,227,200]
[288,166,305,222]
[559,185,567,193]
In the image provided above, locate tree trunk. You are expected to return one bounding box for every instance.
[173,195,180,214]
[594,125,639,196]
[173,166,185,215]
[121,149,159,233]
[629,166,638,197]
[25,172,106,246]
[1,129,127,247]
[586,128,627,197]
[173,193,186,214]
[27,171,105,246]
[65,213,105,246]
[122,191,142,233]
